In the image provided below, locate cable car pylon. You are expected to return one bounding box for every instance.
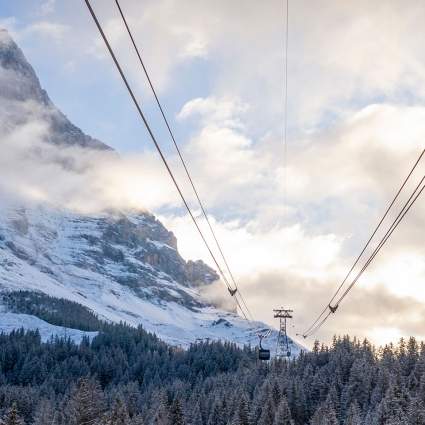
[274,308,293,358]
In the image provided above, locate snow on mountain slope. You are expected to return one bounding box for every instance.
[0,28,110,151]
[0,29,303,355]
[0,202,303,354]
[0,312,98,343]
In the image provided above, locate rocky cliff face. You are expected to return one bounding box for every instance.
[0,204,218,312]
[0,202,281,349]
[0,28,110,150]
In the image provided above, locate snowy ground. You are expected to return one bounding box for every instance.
[0,203,304,355]
[0,312,98,343]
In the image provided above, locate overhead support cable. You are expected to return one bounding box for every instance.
[303,158,425,338]
[84,0,249,320]
[306,176,424,338]
[334,174,424,306]
[302,149,424,337]
[113,0,253,321]
[282,0,289,215]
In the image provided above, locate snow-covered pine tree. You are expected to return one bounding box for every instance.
[344,402,362,425]
[207,399,225,425]
[187,402,203,425]
[65,378,106,425]
[102,399,131,425]
[0,403,25,425]
[168,397,185,425]
[310,397,338,425]
[258,396,275,425]
[406,396,425,425]
[32,399,55,425]
[273,396,293,425]
[372,380,409,425]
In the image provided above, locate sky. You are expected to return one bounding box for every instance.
[1,0,424,348]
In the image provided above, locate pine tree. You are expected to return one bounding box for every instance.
[168,398,185,425]
[207,399,225,425]
[189,402,203,425]
[375,378,409,424]
[0,403,25,425]
[33,399,55,425]
[236,396,249,425]
[103,399,131,425]
[65,378,106,425]
[344,402,362,425]
[151,393,169,425]
[310,398,338,425]
[258,396,275,425]
[407,396,425,425]
[273,397,293,425]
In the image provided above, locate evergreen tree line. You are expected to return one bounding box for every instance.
[1,291,105,332]
[0,291,424,424]
[1,329,425,424]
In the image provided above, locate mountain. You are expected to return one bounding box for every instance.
[0,29,302,355]
[0,28,110,150]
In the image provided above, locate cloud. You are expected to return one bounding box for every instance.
[160,96,425,347]
[82,0,425,129]
[0,93,179,214]
[3,85,422,349]
[39,0,56,17]
[1,0,425,349]
[1,19,68,44]
[23,21,68,42]
[0,124,178,214]
[241,269,425,347]
[177,96,248,129]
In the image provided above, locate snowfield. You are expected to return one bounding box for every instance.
[0,312,98,343]
[0,203,303,356]
[0,30,303,357]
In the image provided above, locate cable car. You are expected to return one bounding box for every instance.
[258,332,270,361]
[259,347,271,361]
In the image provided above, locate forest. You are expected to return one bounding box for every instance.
[0,292,424,424]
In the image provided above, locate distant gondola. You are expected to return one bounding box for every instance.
[258,332,270,361]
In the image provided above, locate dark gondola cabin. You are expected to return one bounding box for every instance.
[259,347,271,361]
[258,332,271,361]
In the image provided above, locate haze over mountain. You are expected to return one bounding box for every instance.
[0,29,301,354]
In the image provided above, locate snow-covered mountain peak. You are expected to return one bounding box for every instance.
[0,27,110,150]
[0,31,304,355]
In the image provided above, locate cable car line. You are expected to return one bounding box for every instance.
[113,0,253,321]
[84,0,250,320]
[305,172,425,337]
[302,149,425,337]
[304,169,425,338]
[335,174,424,306]
[282,0,289,214]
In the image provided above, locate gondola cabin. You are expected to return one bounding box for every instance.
[258,332,271,361]
[259,347,271,361]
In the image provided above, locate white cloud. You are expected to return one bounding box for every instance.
[39,0,56,17]
[2,0,425,348]
[24,21,68,41]
[0,103,178,214]
[178,96,248,129]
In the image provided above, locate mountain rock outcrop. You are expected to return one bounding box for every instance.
[0,28,110,150]
[0,29,302,354]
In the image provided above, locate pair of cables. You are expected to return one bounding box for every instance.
[302,150,425,338]
[84,0,253,321]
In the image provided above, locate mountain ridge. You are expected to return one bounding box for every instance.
[0,28,302,355]
[0,28,111,151]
